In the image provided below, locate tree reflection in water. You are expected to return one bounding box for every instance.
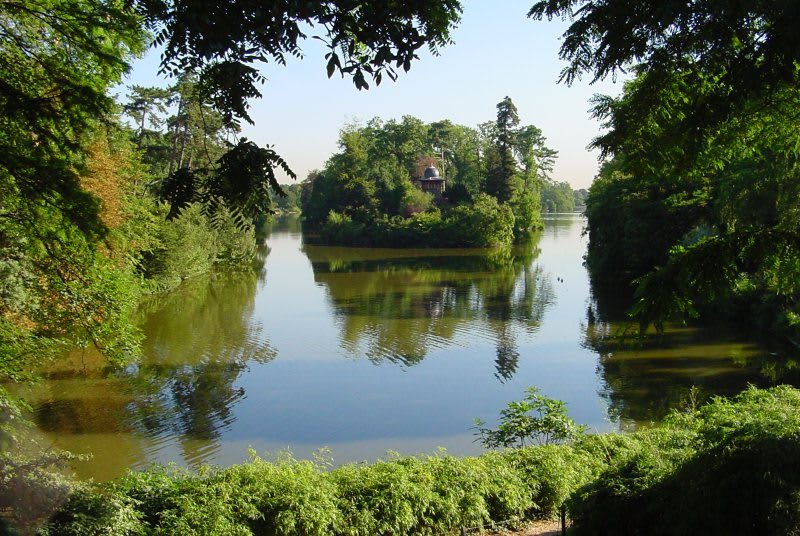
[32,258,275,469]
[303,237,555,381]
[583,276,800,428]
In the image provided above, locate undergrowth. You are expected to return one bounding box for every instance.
[14,386,800,535]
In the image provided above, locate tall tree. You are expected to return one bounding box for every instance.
[485,97,521,203]
[123,86,172,146]
[515,125,557,190]
[531,0,800,337]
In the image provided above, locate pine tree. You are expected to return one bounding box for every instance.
[485,97,520,203]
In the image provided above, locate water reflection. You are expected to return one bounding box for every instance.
[303,240,555,379]
[27,266,274,474]
[12,214,800,482]
[582,276,800,426]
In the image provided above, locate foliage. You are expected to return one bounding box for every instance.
[40,447,597,535]
[584,82,800,338]
[140,203,256,292]
[33,386,800,536]
[474,387,586,448]
[303,102,556,247]
[535,0,800,342]
[207,139,294,222]
[272,184,302,214]
[0,448,84,534]
[320,195,514,248]
[0,0,148,370]
[485,97,522,203]
[0,0,145,239]
[529,0,800,133]
[583,161,696,281]
[572,188,588,208]
[511,189,543,237]
[539,180,575,213]
[445,194,515,248]
[569,386,800,535]
[141,1,463,122]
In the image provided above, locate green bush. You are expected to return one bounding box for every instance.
[474,387,587,448]
[319,210,367,246]
[569,386,800,535]
[211,206,257,266]
[443,194,515,248]
[510,190,543,239]
[141,204,218,290]
[318,194,516,248]
[34,387,800,536]
[140,204,257,291]
[41,449,568,535]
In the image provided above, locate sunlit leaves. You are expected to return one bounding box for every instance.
[474,387,586,448]
[0,0,146,239]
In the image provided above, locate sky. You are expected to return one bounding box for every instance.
[120,0,626,189]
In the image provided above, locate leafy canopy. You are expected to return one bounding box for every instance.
[141,0,463,123]
[533,0,800,338]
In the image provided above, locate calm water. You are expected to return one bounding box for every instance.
[18,214,796,481]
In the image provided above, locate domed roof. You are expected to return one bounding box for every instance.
[423,165,440,179]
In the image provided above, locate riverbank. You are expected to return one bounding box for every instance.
[8,386,800,535]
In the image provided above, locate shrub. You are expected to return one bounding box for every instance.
[318,194,517,248]
[35,387,800,536]
[569,386,800,535]
[140,203,257,291]
[510,189,543,239]
[211,206,257,266]
[443,194,515,248]
[40,448,572,535]
[319,210,368,246]
[474,387,587,448]
[141,204,218,290]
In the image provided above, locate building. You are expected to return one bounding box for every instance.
[414,165,446,201]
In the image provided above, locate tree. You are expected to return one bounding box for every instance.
[123,86,172,146]
[485,97,521,203]
[532,0,800,339]
[0,0,464,379]
[540,180,575,213]
[0,0,145,240]
[515,124,557,190]
[2,0,463,245]
[530,0,800,165]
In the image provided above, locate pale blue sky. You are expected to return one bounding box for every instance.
[121,0,624,188]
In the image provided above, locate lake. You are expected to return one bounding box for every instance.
[18,214,794,481]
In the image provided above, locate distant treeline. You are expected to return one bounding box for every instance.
[297,98,591,247]
[276,181,587,215]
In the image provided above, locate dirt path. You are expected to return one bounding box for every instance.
[466,518,566,535]
[509,520,563,535]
